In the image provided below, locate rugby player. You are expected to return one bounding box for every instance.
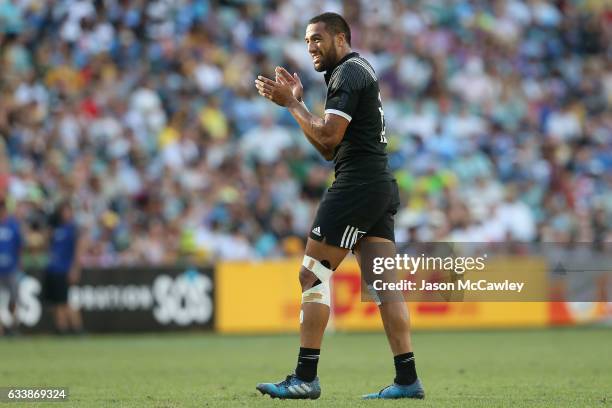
[254,12,424,400]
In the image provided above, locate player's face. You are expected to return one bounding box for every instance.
[305,22,339,72]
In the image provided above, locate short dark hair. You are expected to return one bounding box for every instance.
[308,12,351,46]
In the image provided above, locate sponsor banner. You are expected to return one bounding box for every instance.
[0,266,214,333]
[216,260,301,333]
[215,258,549,333]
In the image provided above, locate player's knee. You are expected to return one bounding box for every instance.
[300,256,333,290]
[299,267,319,291]
[300,255,334,309]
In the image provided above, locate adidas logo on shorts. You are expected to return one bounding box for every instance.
[312,226,321,236]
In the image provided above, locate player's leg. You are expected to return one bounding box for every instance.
[354,178,425,399]
[256,239,348,399]
[355,181,414,356]
[296,239,347,386]
[355,236,424,399]
[299,238,348,349]
[356,236,413,354]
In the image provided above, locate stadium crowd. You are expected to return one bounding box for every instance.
[0,0,610,266]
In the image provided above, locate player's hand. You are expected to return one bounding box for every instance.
[275,67,303,102]
[254,75,296,107]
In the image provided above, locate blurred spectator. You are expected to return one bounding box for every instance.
[0,195,22,335]
[43,201,84,335]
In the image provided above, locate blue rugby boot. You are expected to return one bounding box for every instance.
[256,373,321,399]
[362,378,425,399]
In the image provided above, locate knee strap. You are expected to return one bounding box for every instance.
[301,255,333,308]
[302,255,333,282]
[301,280,331,307]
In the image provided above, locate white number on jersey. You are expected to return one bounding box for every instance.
[378,93,387,143]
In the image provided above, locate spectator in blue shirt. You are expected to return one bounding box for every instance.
[43,201,84,335]
[0,196,22,336]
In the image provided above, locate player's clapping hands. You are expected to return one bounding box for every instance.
[255,67,303,107]
[276,67,304,102]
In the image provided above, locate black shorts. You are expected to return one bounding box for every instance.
[309,179,400,250]
[44,272,69,304]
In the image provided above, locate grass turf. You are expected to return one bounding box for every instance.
[0,328,611,407]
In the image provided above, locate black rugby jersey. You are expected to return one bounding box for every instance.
[324,52,393,186]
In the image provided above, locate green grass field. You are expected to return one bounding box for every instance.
[1,328,611,407]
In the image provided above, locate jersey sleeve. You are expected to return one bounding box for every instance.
[324,63,369,122]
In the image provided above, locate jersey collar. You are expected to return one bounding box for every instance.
[324,51,359,85]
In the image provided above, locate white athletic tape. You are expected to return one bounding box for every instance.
[302,255,333,282]
[301,280,331,307]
